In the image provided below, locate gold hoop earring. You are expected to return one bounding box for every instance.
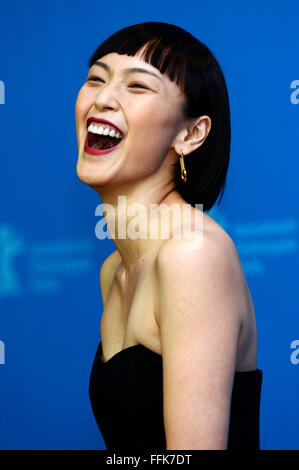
[179,150,187,183]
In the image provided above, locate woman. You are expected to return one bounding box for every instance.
[75,21,262,450]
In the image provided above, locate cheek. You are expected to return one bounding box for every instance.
[75,88,94,142]
[75,88,86,121]
[125,109,179,173]
[75,90,84,134]
[75,87,94,121]
[131,101,179,144]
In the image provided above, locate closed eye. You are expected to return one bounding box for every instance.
[128,83,149,90]
[86,76,104,83]
[86,77,149,90]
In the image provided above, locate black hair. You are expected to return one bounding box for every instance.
[88,22,231,212]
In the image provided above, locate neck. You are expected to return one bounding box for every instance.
[94,179,188,277]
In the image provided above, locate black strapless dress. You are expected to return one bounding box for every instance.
[89,340,263,450]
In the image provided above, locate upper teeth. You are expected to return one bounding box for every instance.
[87,123,122,139]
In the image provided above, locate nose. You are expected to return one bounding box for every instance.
[94,83,120,112]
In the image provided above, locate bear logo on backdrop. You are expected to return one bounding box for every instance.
[0,225,23,297]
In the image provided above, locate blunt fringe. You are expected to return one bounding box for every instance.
[88,22,231,212]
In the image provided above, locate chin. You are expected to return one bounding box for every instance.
[76,158,111,189]
[76,159,97,186]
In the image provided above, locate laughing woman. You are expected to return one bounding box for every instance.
[75,22,262,450]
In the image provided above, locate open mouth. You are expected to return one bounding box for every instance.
[88,132,122,150]
[87,123,123,150]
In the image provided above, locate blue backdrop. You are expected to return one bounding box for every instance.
[0,0,298,450]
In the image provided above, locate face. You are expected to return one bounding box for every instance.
[75,50,187,190]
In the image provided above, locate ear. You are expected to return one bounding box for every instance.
[172,115,212,156]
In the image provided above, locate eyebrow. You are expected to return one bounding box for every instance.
[93,60,164,83]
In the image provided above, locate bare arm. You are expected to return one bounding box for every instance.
[155,234,243,450]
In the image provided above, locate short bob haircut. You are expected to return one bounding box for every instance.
[88,22,231,212]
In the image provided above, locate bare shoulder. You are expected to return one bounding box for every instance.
[155,226,243,312]
[157,223,237,263]
[99,249,121,306]
[154,223,248,334]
